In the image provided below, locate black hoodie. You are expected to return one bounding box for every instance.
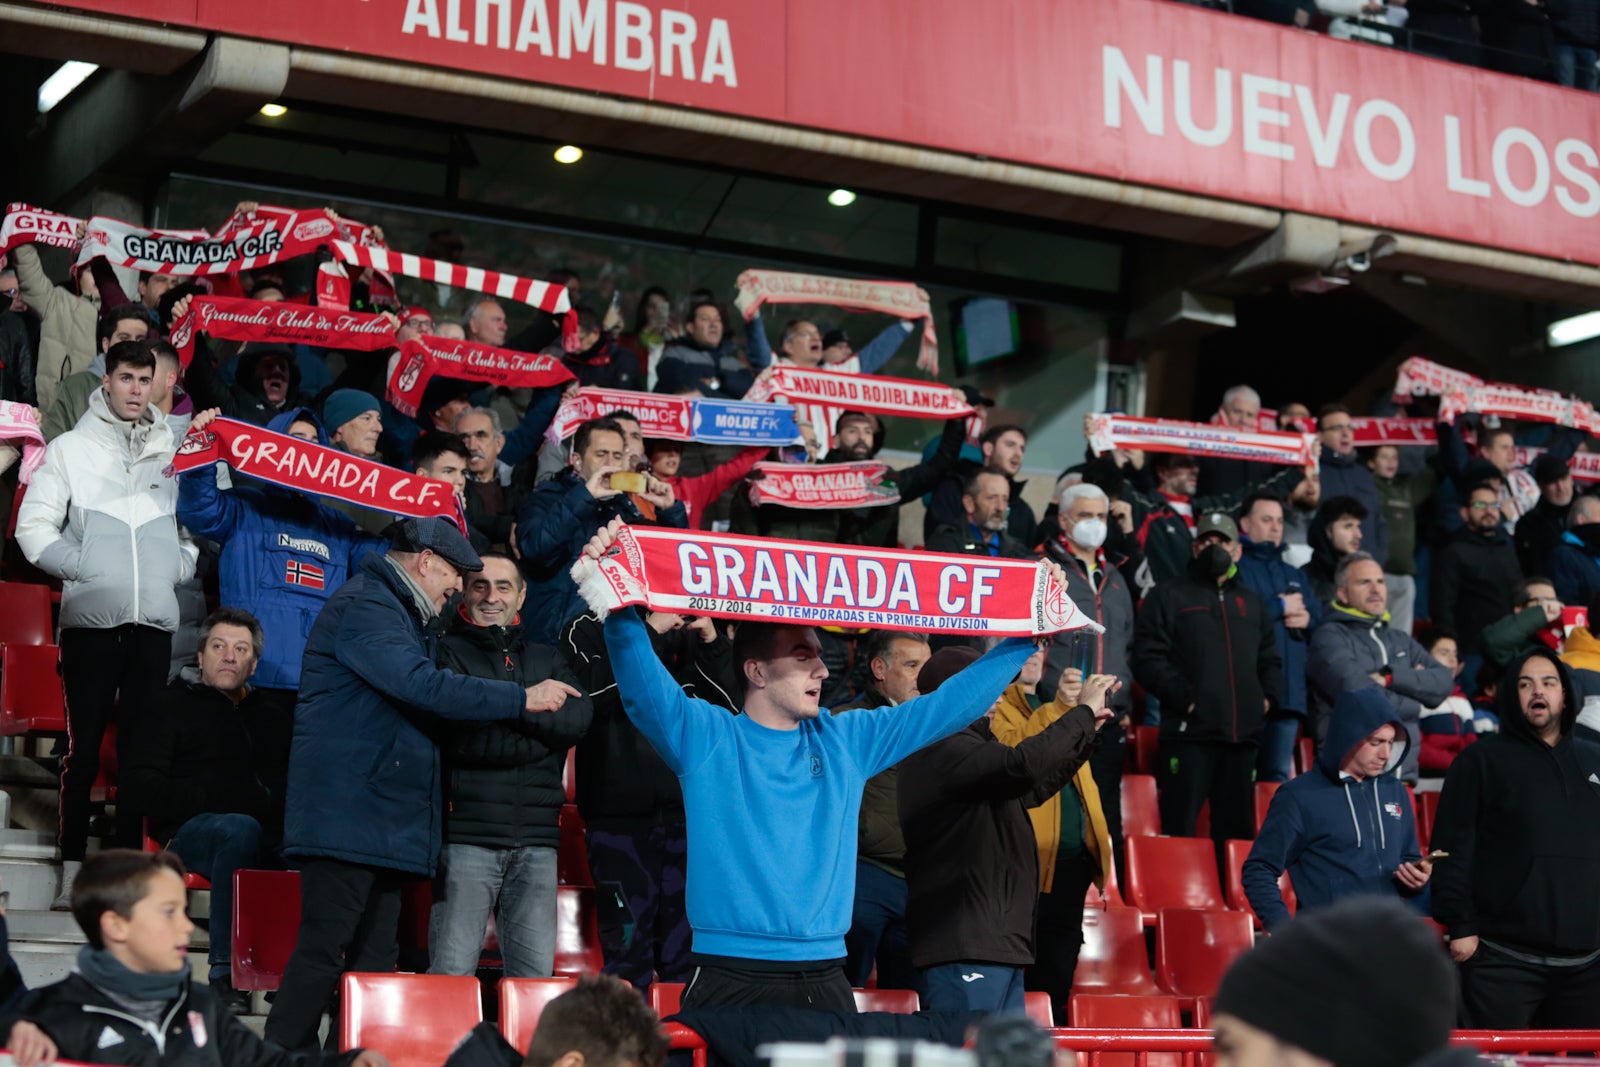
[1431,650,1600,957]
[1429,522,1523,657]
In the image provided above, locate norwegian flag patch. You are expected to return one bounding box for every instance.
[285,559,326,590]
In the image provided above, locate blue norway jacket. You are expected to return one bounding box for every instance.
[282,553,528,876]
[177,407,385,690]
[1236,536,1321,715]
[1242,686,1422,930]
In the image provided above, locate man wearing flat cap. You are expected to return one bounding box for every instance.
[266,517,584,1050]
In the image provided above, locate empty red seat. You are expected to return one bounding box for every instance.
[650,982,683,1017]
[1134,726,1160,775]
[1125,836,1225,925]
[140,820,209,889]
[0,581,53,649]
[558,804,592,887]
[1154,908,1254,1011]
[553,885,604,976]
[340,973,483,1067]
[1294,737,1314,777]
[853,988,920,1013]
[232,869,301,991]
[1084,851,1124,908]
[0,643,64,735]
[1120,774,1160,838]
[1072,906,1158,995]
[499,977,577,1054]
[1418,790,1441,850]
[1253,781,1282,832]
[1023,991,1054,1027]
[1068,994,1184,1067]
[1224,839,1295,929]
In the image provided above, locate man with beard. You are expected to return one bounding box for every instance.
[1432,482,1524,663]
[1514,455,1577,576]
[927,469,1031,558]
[558,305,641,390]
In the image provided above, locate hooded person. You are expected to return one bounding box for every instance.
[1211,897,1484,1067]
[1430,648,1600,1029]
[1241,687,1429,931]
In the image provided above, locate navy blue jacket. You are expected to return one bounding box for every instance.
[514,469,687,644]
[282,553,528,876]
[1548,532,1600,609]
[1242,687,1422,929]
[1319,450,1389,570]
[1236,537,1321,715]
[177,407,384,690]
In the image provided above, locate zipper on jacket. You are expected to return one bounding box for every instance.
[83,991,186,1055]
[1220,588,1238,740]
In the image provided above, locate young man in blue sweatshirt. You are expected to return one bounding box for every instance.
[1242,686,1432,930]
[574,518,1046,1011]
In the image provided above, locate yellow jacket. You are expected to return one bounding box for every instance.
[990,682,1113,894]
[1563,627,1600,675]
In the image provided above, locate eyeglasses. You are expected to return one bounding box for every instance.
[1524,595,1559,607]
[1,287,17,298]
[1322,423,1353,433]
[1468,501,1498,510]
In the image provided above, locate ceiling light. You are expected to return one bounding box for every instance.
[37,61,98,114]
[827,189,857,207]
[553,145,584,164]
[259,103,288,118]
[1548,310,1600,348]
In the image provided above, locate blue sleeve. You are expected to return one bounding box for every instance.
[745,313,773,370]
[176,468,249,540]
[348,530,385,574]
[855,320,914,375]
[1242,790,1303,930]
[516,481,602,570]
[1548,426,1587,463]
[500,386,563,468]
[655,499,689,530]
[1437,419,1471,487]
[833,637,1037,776]
[603,610,725,775]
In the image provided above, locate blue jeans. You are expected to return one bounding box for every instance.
[921,962,1026,1013]
[1555,45,1600,90]
[167,812,267,981]
[1257,715,1300,783]
[844,861,920,993]
[428,843,557,978]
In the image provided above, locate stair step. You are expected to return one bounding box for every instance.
[0,858,67,911]
[6,909,209,949]
[13,943,78,989]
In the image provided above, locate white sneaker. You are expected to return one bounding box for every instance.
[51,860,81,911]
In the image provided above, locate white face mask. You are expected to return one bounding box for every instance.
[1070,517,1108,550]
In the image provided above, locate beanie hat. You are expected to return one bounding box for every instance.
[1214,897,1456,1067]
[323,389,381,432]
[917,646,980,695]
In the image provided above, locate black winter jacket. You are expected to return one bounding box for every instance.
[1429,524,1523,656]
[1431,651,1600,957]
[436,608,593,850]
[122,675,293,845]
[560,610,738,828]
[1132,559,1283,743]
[11,973,357,1067]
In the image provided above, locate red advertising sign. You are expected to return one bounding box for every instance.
[38,0,1600,266]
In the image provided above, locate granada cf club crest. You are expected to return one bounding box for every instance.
[397,352,426,394]
[285,559,326,590]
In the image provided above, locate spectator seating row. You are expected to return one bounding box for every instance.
[1130,727,1312,781]
[1075,905,1252,1011]
[1118,835,1295,929]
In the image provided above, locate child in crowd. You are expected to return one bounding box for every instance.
[1415,627,1477,776]
[2,850,386,1067]
[1470,661,1502,736]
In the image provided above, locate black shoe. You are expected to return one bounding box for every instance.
[209,978,252,1016]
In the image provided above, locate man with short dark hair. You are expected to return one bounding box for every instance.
[925,424,1037,546]
[1304,495,1368,608]
[1432,482,1524,662]
[927,469,1029,558]
[523,974,668,1067]
[1515,454,1578,575]
[654,302,752,399]
[559,305,642,390]
[1432,649,1600,1029]
[39,303,149,441]
[1439,417,1585,535]
[1317,403,1388,565]
[122,607,292,1012]
[136,270,177,312]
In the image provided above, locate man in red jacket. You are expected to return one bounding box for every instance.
[644,438,769,530]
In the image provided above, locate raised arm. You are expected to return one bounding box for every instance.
[602,609,726,776]
[854,320,916,375]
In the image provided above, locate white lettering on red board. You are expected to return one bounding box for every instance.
[1101,45,1600,217]
[401,0,738,87]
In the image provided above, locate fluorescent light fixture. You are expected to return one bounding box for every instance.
[827,189,857,207]
[1548,310,1600,348]
[259,103,288,118]
[37,61,98,113]
[553,145,584,164]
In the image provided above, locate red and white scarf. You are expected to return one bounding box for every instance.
[747,462,897,510]
[0,401,47,484]
[388,337,575,419]
[1439,383,1600,435]
[735,269,939,373]
[75,207,346,276]
[168,295,397,369]
[1393,356,1484,398]
[1347,417,1437,446]
[744,366,972,421]
[169,417,461,523]
[1088,413,1317,467]
[1,204,82,255]
[1514,447,1600,484]
[570,525,1102,637]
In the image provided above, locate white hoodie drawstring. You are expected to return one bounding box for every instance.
[1374,785,1386,850]
[1343,780,1361,848]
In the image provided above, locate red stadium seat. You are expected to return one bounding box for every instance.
[140,820,209,889]
[1120,774,1160,838]
[1134,726,1160,775]
[1068,994,1184,1067]
[232,869,301,991]
[1085,853,1124,908]
[1154,908,1254,1011]
[1,492,61,598]
[1024,991,1054,1027]
[499,977,577,1054]
[339,973,483,1067]
[0,581,54,649]
[0,643,64,734]
[553,885,604,976]
[1418,791,1441,850]
[1125,836,1225,925]
[1071,906,1159,995]
[1252,781,1282,832]
[1294,737,1314,777]
[558,804,592,886]
[853,988,920,1013]
[650,982,684,1017]
[1224,839,1295,929]
[563,748,576,804]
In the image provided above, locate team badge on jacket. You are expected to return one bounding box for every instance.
[285,559,326,590]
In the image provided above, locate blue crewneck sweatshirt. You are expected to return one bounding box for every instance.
[604,610,1036,962]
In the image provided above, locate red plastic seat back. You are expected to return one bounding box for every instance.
[1154,908,1255,1001]
[1120,774,1160,838]
[553,885,604,976]
[232,869,302,990]
[339,973,483,1067]
[1134,726,1160,775]
[853,988,920,1013]
[1023,991,1054,1027]
[1125,836,1226,917]
[0,643,64,735]
[499,977,577,1055]
[558,804,592,887]
[1072,906,1158,994]
[1224,839,1295,927]
[0,581,54,649]
[1253,781,1282,832]
[1067,995,1184,1067]
[650,982,684,1017]
[1419,791,1441,851]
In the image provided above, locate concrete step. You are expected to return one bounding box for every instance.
[0,828,56,861]
[0,858,66,911]
[7,909,209,949]
[13,941,77,989]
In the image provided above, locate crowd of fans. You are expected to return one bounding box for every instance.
[0,197,1596,1064]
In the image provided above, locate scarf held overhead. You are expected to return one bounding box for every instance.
[1088,413,1317,467]
[0,401,47,483]
[75,206,361,276]
[747,462,898,510]
[734,269,939,373]
[743,366,973,421]
[169,417,460,522]
[1,203,84,254]
[388,337,576,419]
[548,386,803,446]
[169,295,397,368]
[571,525,1103,637]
